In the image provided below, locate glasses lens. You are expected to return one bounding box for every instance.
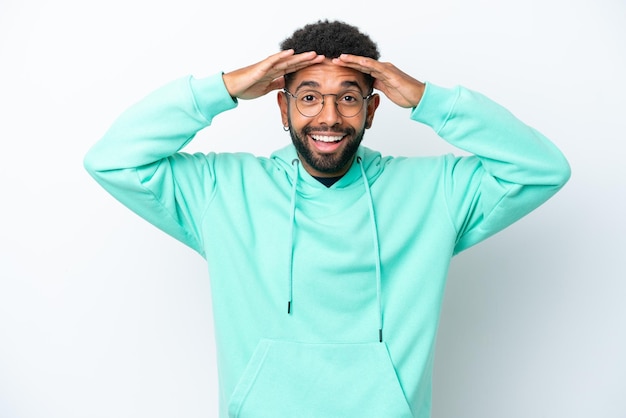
[336,91,364,117]
[294,90,365,117]
[295,91,323,117]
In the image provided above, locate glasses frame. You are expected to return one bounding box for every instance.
[283,89,373,118]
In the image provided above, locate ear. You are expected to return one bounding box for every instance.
[277,91,289,127]
[364,93,380,129]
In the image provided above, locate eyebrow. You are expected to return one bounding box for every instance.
[294,80,364,92]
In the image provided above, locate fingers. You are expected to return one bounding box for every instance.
[331,54,400,89]
[268,50,326,77]
[260,51,325,94]
[331,54,380,75]
[224,51,325,99]
[332,54,425,108]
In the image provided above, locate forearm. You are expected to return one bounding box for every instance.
[84,73,237,173]
[412,83,571,187]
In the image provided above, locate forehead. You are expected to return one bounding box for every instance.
[289,60,368,92]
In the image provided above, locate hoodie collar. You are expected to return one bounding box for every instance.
[271,145,382,189]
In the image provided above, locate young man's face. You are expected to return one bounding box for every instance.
[278,59,379,178]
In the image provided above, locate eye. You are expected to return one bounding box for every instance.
[339,92,361,105]
[300,92,321,104]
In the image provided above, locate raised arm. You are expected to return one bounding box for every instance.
[83,51,325,254]
[334,54,571,252]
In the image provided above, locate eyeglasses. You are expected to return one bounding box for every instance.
[284,89,372,118]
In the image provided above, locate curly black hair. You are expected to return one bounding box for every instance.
[280,20,380,60]
[280,20,380,89]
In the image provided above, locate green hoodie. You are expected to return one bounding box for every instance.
[84,73,570,417]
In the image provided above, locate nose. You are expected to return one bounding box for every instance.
[316,97,342,125]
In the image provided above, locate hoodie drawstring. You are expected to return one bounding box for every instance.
[357,157,384,343]
[287,159,299,315]
[286,156,384,343]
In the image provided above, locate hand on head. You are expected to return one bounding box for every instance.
[332,54,425,108]
[222,50,325,100]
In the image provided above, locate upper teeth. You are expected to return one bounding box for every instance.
[311,134,343,143]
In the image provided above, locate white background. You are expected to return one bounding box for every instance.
[1,0,624,417]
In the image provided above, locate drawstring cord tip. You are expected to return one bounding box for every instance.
[287,301,291,314]
[379,329,383,343]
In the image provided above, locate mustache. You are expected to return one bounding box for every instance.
[303,126,355,136]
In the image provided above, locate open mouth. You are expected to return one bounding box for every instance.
[309,133,345,152]
[310,134,345,143]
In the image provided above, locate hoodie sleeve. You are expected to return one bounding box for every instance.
[410,83,571,254]
[83,73,238,256]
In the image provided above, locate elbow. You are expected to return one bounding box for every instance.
[550,152,572,189]
[83,147,100,177]
[83,140,115,176]
[533,141,571,188]
[559,162,572,187]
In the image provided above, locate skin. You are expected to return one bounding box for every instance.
[277,59,379,177]
[222,50,426,177]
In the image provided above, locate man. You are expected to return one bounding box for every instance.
[84,20,570,418]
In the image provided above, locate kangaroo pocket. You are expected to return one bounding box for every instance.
[228,339,413,418]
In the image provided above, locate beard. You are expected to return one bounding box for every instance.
[288,118,366,176]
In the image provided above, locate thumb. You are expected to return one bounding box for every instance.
[268,76,286,92]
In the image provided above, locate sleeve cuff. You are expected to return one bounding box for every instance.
[189,73,238,122]
[410,83,461,134]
